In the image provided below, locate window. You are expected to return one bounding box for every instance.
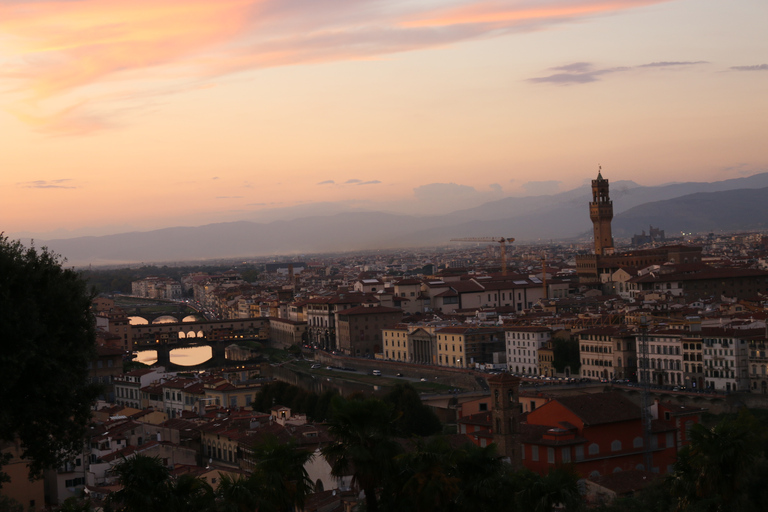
[611,440,621,452]
[547,447,555,464]
[588,443,599,455]
[531,445,539,461]
[561,447,571,463]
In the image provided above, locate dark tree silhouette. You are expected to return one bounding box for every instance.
[322,396,401,512]
[0,236,100,485]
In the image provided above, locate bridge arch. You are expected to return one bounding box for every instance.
[154,315,179,324]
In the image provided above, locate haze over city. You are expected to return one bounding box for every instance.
[2,0,766,241]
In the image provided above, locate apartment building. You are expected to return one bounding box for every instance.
[505,326,552,376]
[578,327,636,381]
[435,326,504,368]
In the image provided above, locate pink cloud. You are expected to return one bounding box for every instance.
[0,0,672,132]
[402,0,668,28]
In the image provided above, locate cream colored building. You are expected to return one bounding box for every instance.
[505,326,552,376]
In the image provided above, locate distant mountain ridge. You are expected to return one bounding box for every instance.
[36,172,768,266]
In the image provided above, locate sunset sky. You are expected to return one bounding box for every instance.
[2,0,766,239]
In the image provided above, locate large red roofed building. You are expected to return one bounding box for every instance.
[520,392,679,478]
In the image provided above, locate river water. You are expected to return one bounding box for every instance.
[133,346,213,366]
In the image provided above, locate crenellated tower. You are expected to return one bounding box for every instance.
[589,166,615,256]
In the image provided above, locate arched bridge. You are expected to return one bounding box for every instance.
[130,317,268,366]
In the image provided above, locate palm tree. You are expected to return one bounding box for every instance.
[167,473,215,512]
[452,442,516,512]
[670,411,764,511]
[251,435,314,512]
[107,454,171,512]
[523,467,583,512]
[390,436,462,512]
[321,396,401,512]
[215,473,261,512]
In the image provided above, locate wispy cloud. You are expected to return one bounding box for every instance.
[216,195,243,199]
[318,180,335,185]
[0,0,672,132]
[358,180,381,185]
[730,64,768,71]
[529,59,709,85]
[638,61,708,68]
[18,179,76,189]
[344,179,362,184]
[528,62,628,84]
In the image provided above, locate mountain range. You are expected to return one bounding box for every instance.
[32,172,768,266]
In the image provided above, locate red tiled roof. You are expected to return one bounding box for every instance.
[553,392,640,426]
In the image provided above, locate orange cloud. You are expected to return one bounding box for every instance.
[0,0,672,133]
[403,0,668,28]
[1,0,256,100]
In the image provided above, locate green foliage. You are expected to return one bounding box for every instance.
[107,455,173,512]
[107,455,216,512]
[0,495,24,512]
[240,269,259,283]
[56,496,95,512]
[322,396,402,512]
[0,236,100,485]
[250,435,314,512]
[669,409,768,512]
[252,382,338,422]
[123,360,150,373]
[517,467,584,512]
[553,336,581,373]
[80,263,262,295]
[384,383,442,437]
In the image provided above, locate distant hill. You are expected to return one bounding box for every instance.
[36,172,768,265]
[613,187,768,236]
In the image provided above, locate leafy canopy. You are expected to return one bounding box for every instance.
[0,236,100,483]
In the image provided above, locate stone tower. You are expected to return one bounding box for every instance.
[589,166,615,256]
[488,373,522,469]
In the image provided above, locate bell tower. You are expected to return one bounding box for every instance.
[589,166,615,256]
[488,373,522,470]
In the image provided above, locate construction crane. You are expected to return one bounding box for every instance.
[450,237,515,276]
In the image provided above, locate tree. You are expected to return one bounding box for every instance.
[384,383,442,437]
[386,436,462,512]
[107,455,172,512]
[321,396,401,512]
[0,236,100,485]
[521,467,584,512]
[670,410,768,512]
[553,336,580,374]
[167,473,215,512]
[214,473,262,512]
[250,436,314,512]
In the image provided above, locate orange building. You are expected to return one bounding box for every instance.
[520,392,679,478]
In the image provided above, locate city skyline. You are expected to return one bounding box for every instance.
[2,0,766,239]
